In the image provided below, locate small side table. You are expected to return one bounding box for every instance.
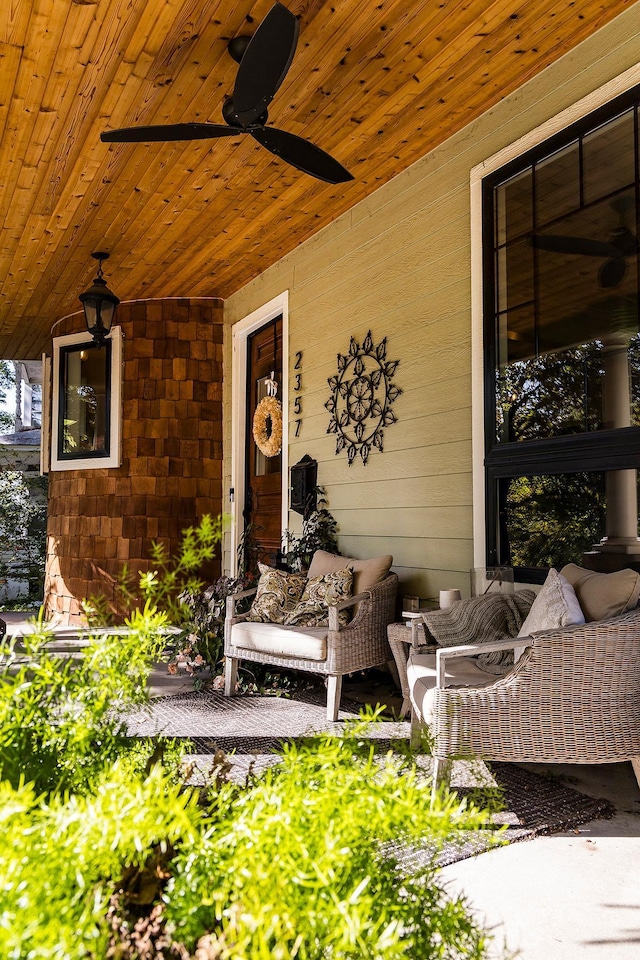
[387,613,430,718]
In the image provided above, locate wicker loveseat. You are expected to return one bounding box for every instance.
[224,551,398,721]
[407,573,640,794]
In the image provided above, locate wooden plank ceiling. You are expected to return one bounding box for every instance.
[0,0,635,358]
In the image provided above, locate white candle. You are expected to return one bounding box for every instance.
[439,589,461,609]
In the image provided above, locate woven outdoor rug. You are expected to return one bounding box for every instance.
[125,687,615,867]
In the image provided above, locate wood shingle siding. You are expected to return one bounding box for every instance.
[45,298,223,622]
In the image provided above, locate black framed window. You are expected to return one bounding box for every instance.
[482,85,640,581]
[51,328,122,471]
[57,341,111,460]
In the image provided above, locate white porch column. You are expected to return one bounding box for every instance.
[596,333,640,554]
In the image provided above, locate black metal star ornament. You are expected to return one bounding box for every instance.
[325,331,402,465]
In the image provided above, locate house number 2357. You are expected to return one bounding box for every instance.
[294,350,303,436]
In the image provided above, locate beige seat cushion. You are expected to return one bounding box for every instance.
[560,563,640,622]
[230,620,328,661]
[407,651,497,723]
[308,550,393,596]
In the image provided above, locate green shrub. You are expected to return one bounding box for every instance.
[165,717,495,959]
[0,762,204,959]
[0,716,497,960]
[0,517,503,959]
[0,604,180,795]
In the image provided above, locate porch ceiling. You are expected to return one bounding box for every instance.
[0,0,635,359]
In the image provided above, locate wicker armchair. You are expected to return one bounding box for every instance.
[224,573,398,721]
[408,607,640,793]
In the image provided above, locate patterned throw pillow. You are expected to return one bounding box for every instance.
[247,564,307,624]
[284,567,353,628]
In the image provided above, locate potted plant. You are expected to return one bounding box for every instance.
[281,488,339,573]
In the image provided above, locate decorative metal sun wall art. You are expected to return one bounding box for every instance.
[325,330,402,465]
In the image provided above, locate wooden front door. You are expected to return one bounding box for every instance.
[245,317,283,566]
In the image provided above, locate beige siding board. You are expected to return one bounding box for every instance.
[225,12,640,584]
[333,506,472,540]
[293,376,471,424]
[295,348,471,412]
[289,312,471,378]
[292,197,469,295]
[393,566,471,602]
[290,324,471,415]
[292,219,470,316]
[322,474,472,511]
[289,284,470,347]
[339,535,471,572]
[294,438,471,482]
[295,405,471,455]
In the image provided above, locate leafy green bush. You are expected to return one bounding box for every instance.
[0,713,497,959]
[0,604,176,795]
[0,517,503,959]
[0,470,48,606]
[0,762,204,959]
[165,718,495,959]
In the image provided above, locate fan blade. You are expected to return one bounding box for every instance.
[531,233,621,259]
[598,257,627,288]
[252,126,353,184]
[233,3,299,127]
[101,123,242,143]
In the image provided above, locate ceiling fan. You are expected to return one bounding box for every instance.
[101,2,353,185]
[531,196,638,288]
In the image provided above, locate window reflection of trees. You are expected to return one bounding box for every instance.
[497,334,640,443]
[506,473,606,569]
[63,383,99,452]
[496,334,640,568]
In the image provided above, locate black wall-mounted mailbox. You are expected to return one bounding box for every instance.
[290,454,318,516]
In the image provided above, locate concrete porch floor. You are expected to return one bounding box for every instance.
[3,609,639,959]
[144,660,640,960]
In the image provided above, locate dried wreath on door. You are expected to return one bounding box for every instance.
[253,373,283,457]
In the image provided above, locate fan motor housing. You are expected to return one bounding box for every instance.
[228,35,251,63]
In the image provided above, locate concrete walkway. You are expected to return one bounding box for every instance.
[3,609,639,959]
[441,760,640,960]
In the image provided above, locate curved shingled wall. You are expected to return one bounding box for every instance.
[45,298,223,623]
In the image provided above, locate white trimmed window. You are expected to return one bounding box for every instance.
[50,327,123,471]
